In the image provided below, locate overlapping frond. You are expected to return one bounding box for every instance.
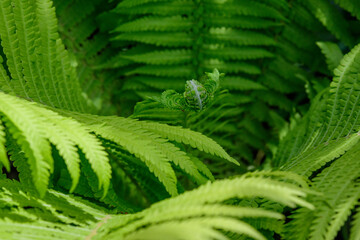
[57,110,237,197]
[316,42,344,72]
[92,172,313,240]
[276,43,360,240]
[0,91,111,197]
[0,179,110,240]
[0,172,312,240]
[102,0,338,167]
[0,0,87,112]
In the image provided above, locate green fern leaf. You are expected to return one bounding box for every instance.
[204,46,274,60]
[113,32,192,47]
[0,92,52,196]
[206,28,277,46]
[0,119,9,171]
[0,0,88,112]
[0,92,111,197]
[308,0,355,47]
[126,64,193,78]
[117,0,171,8]
[114,15,192,32]
[205,15,282,29]
[0,0,28,98]
[123,49,192,65]
[316,42,344,72]
[114,1,194,15]
[136,120,239,165]
[350,206,360,240]
[94,172,312,240]
[334,0,360,21]
[205,1,285,20]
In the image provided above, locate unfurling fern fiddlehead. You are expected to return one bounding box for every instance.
[160,69,223,111]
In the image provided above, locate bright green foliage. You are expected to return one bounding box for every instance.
[94,172,313,240]
[275,43,360,240]
[2,0,360,239]
[0,173,312,240]
[0,0,237,205]
[0,179,111,240]
[0,0,88,112]
[57,110,237,197]
[316,42,344,72]
[0,91,111,197]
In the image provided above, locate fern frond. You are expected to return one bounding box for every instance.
[222,77,267,91]
[282,107,360,240]
[0,179,110,239]
[126,64,193,78]
[204,46,274,60]
[113,32,192,47]
[281,134,360,177]
[117,0,170,8]
[206,28,277,46]
[317,43,360,144]
[203,60,261,75]
[0,173,311,240]
[334,0,360,21]
[0,119,9,171]
[350,206,360,240]
[122,49,192,65]
[308,0,355,47]
[114,15,192,32]
[114,1,194,15]
[0,0,88,112]
[324,187,360,240]
[303,145,360,240]
[135,120,238,165]
[205,1,285,20]
[0,0,28,97]
[56,111,237,196]
[27,104,111,195]
[204,15,282,29]
[94,173,313,240]
[0,93,52,196]
[316,42,344,72]
[0,92,111,197]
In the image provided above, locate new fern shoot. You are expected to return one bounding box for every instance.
[159,68,222,111]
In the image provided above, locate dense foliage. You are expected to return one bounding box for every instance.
[1,0,360,239]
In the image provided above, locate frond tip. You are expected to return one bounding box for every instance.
[92,172,313,240]
[0,92,111,197]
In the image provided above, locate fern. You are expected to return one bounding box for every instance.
[0,172,312,240]
[104,0,341,166]
[89,172,313,240]
[316,42,344,72]
[350,206,360,240]
[2,0,360,239]
[0,0,88,112]
[56,110,237,197]
[0,91,111,197]
[277,42,360,240]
